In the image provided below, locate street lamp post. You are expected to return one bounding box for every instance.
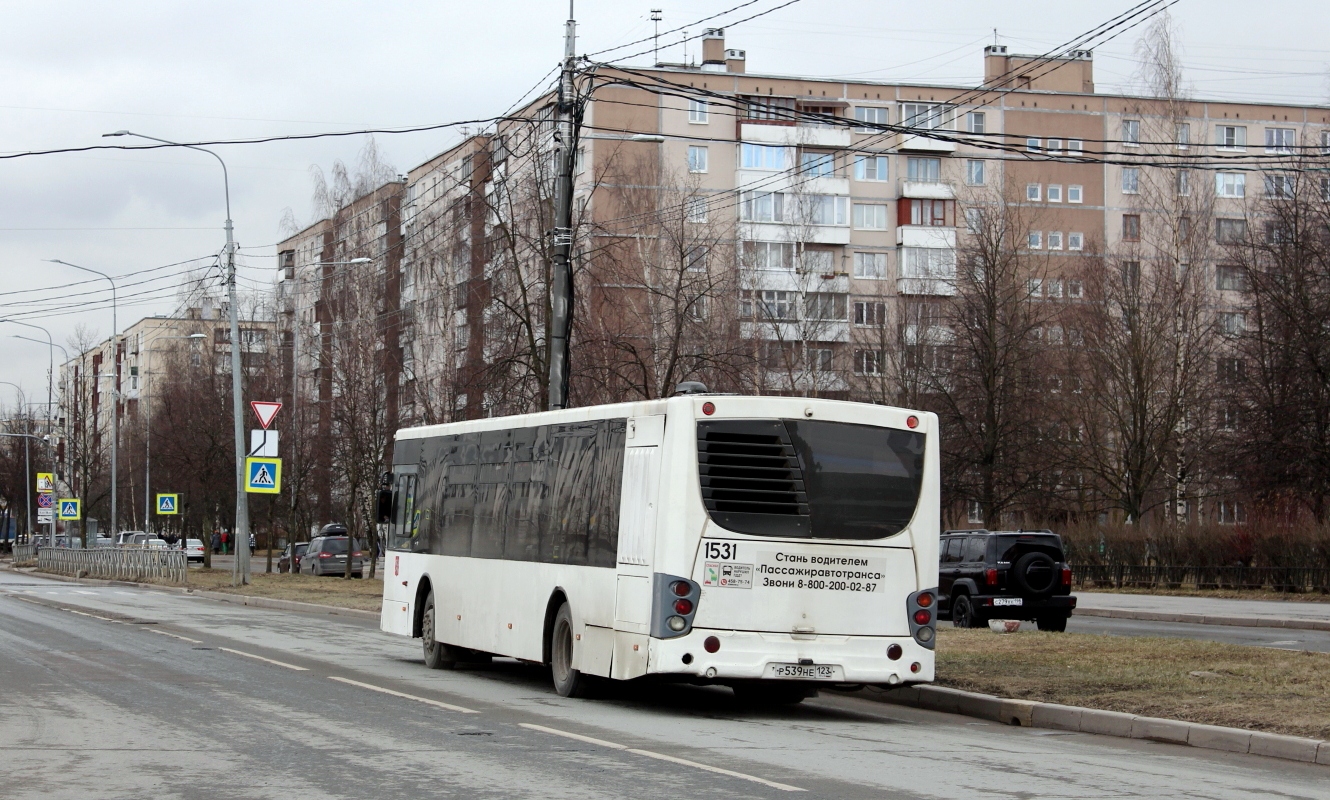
[2,320,59,543]
[46,261,118,543]
[0,382,32,542]
[104,130,250,585]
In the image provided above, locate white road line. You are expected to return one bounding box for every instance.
[115,591,137,596]
[72,591,97,595]
[147,629,202,644]
[64,609,120,623]
[217,647,309,671]
[519,723,804,792]
[327,676,478,714]
[519,723,628,749]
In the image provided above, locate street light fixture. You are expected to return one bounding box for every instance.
[103,129,251,585]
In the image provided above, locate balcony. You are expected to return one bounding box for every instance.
[740,121,851,149]
[739,223,850,245]
[900,181,955,200]
[898,132,956,153]
[897,227,956,248]
[741,320,849,343]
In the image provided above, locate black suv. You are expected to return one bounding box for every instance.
[938,529,1077,631]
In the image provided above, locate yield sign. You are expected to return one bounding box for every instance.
[251,401,283,430]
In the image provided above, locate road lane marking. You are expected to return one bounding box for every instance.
[327,676,478,714]
[147,629,202,644]
[64,609,121,623]
[519,723,804,792]
[217,647,309,671]
[73,591,96,595]
[519,723,628,749]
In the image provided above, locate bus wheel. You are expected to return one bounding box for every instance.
[732,682,811,705]
[421,591,457,670]
[550,602,591,698]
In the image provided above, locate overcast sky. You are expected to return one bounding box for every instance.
[1,0,1325,399]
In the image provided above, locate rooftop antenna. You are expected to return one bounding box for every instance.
[651,9,663,66]
[683,28,689,66]
[993,28,999,46]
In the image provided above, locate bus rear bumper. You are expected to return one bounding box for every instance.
[649,628,935,684]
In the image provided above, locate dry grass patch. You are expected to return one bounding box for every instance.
[936,628,1330,740]
[182,569,384,612]
[1077,586,1330,603]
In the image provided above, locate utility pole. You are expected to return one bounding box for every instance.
[547,0,578,411]
[651,9,662,66]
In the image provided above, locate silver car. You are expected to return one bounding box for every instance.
[299,535,365,578]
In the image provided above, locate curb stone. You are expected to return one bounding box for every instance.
[858,684,1328,766]
[1073,606,1330,632]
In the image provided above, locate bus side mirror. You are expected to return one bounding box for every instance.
[376,488,394,524]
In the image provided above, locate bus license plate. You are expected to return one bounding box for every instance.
[993,597,1023,607]
[765,663,844,681]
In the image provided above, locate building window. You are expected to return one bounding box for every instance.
[854,349,883,375]
[854,300,887,326]
[802,195,848,226]
[803,292,848,320]
[1216,172,1246,198]
[747,241,794,270]
[1048,231,1064,250]
[964,207,984,233]
[906,157,941,182]
[853,106,888,133]
[1217,356,1244,383]
[802,151,835,177]
[1216,218,1247,243]
[1264,173,1295,199]
[1265,127,1295,153]
[798,249,834,273]
[853,252,887,279]
[688,99,709,124]
[967,500,984,524]
[1122,168,1140,194]
[740,191,784,222]
[900,247,957,280]
[901,103,949,130]
[1028,278,1044,296]
[1177,170,1190,196]
[1216,125,1247,149]
[1122,215,1141,242]
[1122,119,1140,145]
[756,290,795,321]
[1028,231,1043,249]
[1068,185,1083,204]
[965,159,985,185]
[1026,183,1042,202]
[1026,137,1041,153]
[853,203,889,230]
[742,95,796,121]
[686,196,708,223]
[1323,130,1330,155]
[1216,264,1247,292]
[966,111,985,134]
[1176,122,1191,148]
[685,246,708,271]
[740,143,788,170]
[1219,404,1240,430]
[1068,139,1083,154]
[1218,500,1246,525]
[1067,279,1084,299]
[687,145,708,173]
[908,199,948,226]
[1046,138,1063,155]
[853,155,888,181]
[1219,311,1246,337]
[1068,232,1084,251]
[1047,184,1063,203]
[1047,278,1064,298]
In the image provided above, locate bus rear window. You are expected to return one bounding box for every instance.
[697,419,925,540]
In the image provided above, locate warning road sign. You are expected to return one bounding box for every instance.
[250,401,282,430]
[57,499,81,520]
[157,493,179,515]
[245,457,282,494]
[36,494,54,509]
[36,473,54,493]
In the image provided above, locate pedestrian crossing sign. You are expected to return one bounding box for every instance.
[245,457,282,494]
[156,493,179,515]
[57,499,81,520]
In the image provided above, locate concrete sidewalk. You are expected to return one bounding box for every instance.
[1075,591,1330,631]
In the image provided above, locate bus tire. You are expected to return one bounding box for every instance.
[732,682,812,705]
[421,591,458,670]
[550,602,592,698]
[952,594,978,628]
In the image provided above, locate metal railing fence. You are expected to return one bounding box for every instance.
[1073,564,1330,594]
[12,543,37,564]
[38,547,188,584]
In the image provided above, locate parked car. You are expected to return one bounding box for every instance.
[145,538,170,550]
[277,542,308,574]
[116,531,148,547]
[184,538,206,563]
[938,529,1077,631]
[92,536,114,548]
[299,534,365,578]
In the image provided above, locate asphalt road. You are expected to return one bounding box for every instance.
[1,571,1325,800]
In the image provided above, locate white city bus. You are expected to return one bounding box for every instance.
[379,394,939,701]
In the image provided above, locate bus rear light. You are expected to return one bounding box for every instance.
[910,662,921,674]
[666,615,687,632]
[886,644,902,660]
[673,598,694,615]
[913,609,932,626]
[916,592,934,608]
[906,415,919,429]
[654,574,699,639]
[916,626,934,643]
[985,568,998,587]
[704,636,720,653]
[1061,565,1073,587]
[670,580,691,597]
[907,588,937,651]
[702,401,716,416]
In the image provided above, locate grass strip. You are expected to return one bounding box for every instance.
[936,627,1330,740]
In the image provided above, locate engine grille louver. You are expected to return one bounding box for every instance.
[697,421,810,536]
